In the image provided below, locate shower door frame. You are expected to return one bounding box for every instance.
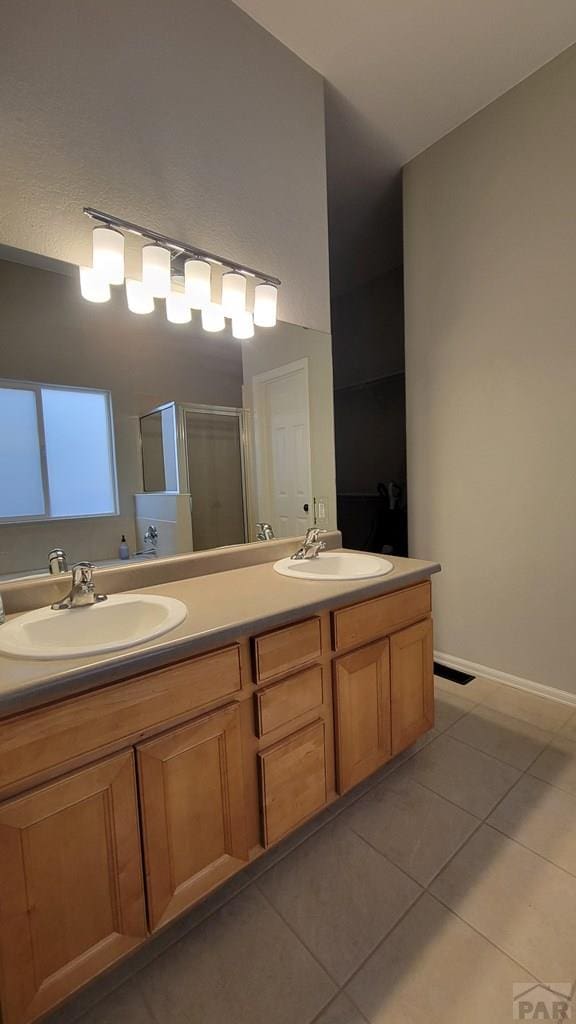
[175,401,252,548]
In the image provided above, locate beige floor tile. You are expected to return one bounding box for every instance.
[139,886,336,1024]
[347,893,534,1024]
[434,690,474,732]
[434,674,500,703]
[74,982,156,1024]
[399,734,520,818]
[313,994,368,1024]
[489,775,576,875]
[481,686,573,732]
[559,711,576,742]
[529,735,576,796]
[431,825,576,983]
[446,704,552,769]
[346,772,478,884]
[258,818,421,984]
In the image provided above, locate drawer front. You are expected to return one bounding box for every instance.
[255,665,324,738]
[253,617,322,683]
[332,582,431,651]
[0,645,242,793]
[258,720,327,846]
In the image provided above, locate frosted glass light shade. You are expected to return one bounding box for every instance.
[221,272,247,317]
[125,278,154,315]
[79,265,111,303]
[201,303,225,333]
[232,311,254,340]
[92,227,125,285]
[254,283,278,327]
[184,260,211,309]
[166,290,192,324]
[142,244,171,298]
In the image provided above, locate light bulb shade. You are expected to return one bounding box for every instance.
[201,303,225,333]
[253,283,278,327]
[142,244,171,298]
[221,272,247,317]
[79,265,111,303]
[166,290,192,324]
[125,278,154,315]
[92,226,125,285]
[232,311,254,340]
[184,260,211,309]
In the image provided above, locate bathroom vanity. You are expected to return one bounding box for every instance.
[0,553,439,1024]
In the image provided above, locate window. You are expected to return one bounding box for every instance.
[0,382,118,522]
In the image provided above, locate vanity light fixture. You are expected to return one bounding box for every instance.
[166,289,192,324]
[202,303,226,332]
[141,244,171,298]
[125,278,155,315]
[80,208,281,338]
[92,226,125,285]
[253,283,278,327]
[184,259,212,309]
[221,272,247,317]
[232,310,254,340]
[79,265,111,303]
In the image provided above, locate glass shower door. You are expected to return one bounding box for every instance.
[184,407,247,551]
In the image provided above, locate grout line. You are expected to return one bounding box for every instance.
[255,882,343,990]
[482,819,576,883]
[308,991,371,1024]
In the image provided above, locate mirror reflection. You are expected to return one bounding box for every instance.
[0,249,336,580]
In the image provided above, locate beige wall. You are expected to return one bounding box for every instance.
[242,323,337,534]
[404,45,576,694]
[0,0,330,333]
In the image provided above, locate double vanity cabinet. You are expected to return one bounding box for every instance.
[0,576,434,1024]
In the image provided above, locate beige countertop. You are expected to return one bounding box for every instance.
[0,552,440,718]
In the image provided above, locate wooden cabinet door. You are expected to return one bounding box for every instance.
[137,703,249,931]
[258,719,327,846]
[390,618,434,755]
[333,639,391,793]
[0,752,146,1024]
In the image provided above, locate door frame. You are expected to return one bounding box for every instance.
[250,358,313,538]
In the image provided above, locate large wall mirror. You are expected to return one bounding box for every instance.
[0,248,336,580]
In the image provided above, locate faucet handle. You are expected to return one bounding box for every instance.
[48,548,68,575]
[71,561,95,587]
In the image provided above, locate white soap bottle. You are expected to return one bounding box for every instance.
[119,535,130,560]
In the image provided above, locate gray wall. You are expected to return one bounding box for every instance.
[0,258,242,574]
[0,0,330,333]
[404,44,576,694]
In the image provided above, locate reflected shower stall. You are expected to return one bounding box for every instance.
[139,402,250,553]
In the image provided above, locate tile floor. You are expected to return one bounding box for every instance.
[49,675,576,1024]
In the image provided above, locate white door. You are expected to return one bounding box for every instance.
[252,360,313,538]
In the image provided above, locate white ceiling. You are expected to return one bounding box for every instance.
[233,0,576,292]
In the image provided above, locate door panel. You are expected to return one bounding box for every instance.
[137,703,249,931]
[390,618,434,754]
[258,720,327,846]
[0,752,146,1024]
[334,639,391,793]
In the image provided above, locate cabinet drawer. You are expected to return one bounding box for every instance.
[258,720,327,846]
[253,617,322,683]
[0,645,242,793]
[332,582,431,651]
[255,666,324,737]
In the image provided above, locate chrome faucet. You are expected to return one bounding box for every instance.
[143,524,159,556]
[48,548,68,576]
[256,522,275,541]
[51,562,107,610]
[290,527,327,561]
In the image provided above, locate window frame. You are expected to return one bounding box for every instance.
[0,379,119,524]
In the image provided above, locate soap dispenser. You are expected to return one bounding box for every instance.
[119,535,130,560]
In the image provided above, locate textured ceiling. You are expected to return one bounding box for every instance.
[233,0,576,292]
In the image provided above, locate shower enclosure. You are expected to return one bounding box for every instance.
[139,401,250,552]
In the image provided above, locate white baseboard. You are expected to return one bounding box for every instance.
[434,649,576,709]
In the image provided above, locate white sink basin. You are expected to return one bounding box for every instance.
[273,551,394,581]
[0,593,188,660]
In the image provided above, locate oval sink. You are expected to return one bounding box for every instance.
[273,551,394,581]
[0,593,188,660]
